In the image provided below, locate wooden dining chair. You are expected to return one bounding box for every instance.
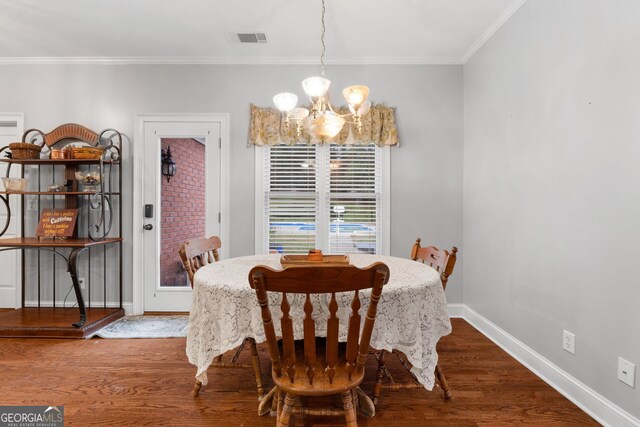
[372,237,458,404]
[249,263,390,427]
[178,236,264,401]
[179,235,221,288]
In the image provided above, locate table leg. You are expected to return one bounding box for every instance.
[258,386,277,416]
[355,387,375,417]
[68,248,87,328]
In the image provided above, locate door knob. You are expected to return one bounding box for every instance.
[143,224,153,231]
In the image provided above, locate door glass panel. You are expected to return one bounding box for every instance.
[159,138,206,288]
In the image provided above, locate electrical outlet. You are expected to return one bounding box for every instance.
[618,357,636,388]
[563,330,575,355]
[27,198,38,211]
[78,277,86,290]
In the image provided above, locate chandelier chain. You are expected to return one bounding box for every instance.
[320,0,326,77]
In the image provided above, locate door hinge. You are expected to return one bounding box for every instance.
[219,137,222,148]
[218,212,221,223]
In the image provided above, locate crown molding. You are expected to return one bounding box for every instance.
[461,0,528,63]
[0,56,462,66]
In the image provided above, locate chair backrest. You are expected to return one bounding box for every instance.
[410,237,458,290]
[249,263,390,386]
[178,236,222,287]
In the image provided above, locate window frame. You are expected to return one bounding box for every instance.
[254,144,391,256]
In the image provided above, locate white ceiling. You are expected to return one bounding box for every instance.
[0,0,525,64]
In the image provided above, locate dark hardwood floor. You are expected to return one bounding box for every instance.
[0,319,598,426]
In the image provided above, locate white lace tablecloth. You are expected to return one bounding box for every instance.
[186,254,451,390]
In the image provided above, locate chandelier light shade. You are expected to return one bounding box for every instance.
[303,111,345,139]
[342,86,369,108]
[302,76,331,99]
[273,0,370,141]
[349,100,372,117]
[273,92,298,112]
[290,107,310,121]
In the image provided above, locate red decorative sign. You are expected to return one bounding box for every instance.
[36,209,78,237]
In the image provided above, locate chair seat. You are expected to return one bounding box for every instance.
[274,339,365,396]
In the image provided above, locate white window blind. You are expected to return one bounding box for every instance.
[261,143,384,255]
[326,144,382,254]
[264,145,319,254]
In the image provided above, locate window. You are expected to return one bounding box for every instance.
[255,143,389,255]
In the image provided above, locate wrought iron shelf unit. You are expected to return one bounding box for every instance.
[0,191,120,196]
[0,124,123,330]
[1,158,113,165]
[0,237,123,248]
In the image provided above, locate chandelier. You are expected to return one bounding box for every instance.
[272,0,371,140]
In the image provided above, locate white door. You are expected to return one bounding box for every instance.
[142,121,221,312]
[0,114,24,308]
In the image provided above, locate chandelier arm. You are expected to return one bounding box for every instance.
[324,90,337,114]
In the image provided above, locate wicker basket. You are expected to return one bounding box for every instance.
[68,146,103,160]
[2,177,28,192]
[9,142,41,160]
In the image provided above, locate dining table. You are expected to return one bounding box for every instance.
[185,253,451,413]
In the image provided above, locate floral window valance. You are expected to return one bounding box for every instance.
[248,103,399,147]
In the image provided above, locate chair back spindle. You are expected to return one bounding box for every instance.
[303,293,317,385]
[326,292,339,384]
[345,291,361,379]
[280,293,296,382]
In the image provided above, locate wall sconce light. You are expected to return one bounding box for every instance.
[161,146,176,183]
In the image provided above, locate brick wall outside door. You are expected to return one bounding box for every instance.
[160,138,206,287]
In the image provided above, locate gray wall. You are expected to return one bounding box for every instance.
[0,64,464,303]
[464,0,640,418]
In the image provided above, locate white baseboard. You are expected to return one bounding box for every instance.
[461,305,640,427]
[122,303,133,315]
[0,287,18,308]
[447,303,465,318]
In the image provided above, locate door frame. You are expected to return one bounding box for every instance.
[132,114,230,315]
[0,113,24,308]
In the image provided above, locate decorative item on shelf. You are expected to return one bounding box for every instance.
[68,146,103,160]
[47,183,65,192]
[75,171,101,193]
[2,177,28,193]
[50,149,66,160]
[272,0,371,140]
[8,142,41,160]
[35,208,78,239]
[161,146,176,183]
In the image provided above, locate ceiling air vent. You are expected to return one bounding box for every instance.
[236,33,267,44]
